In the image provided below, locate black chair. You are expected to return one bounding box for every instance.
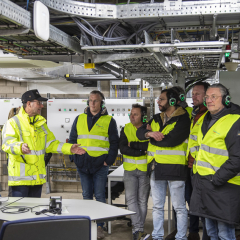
[0,215,91,240]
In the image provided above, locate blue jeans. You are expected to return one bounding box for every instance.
[11,185,42,198]
[124,169,150,233]
[205,218,235,240]
[77,165,109,228]
[150,171,188,240]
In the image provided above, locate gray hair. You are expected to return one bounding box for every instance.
[208,83,229,97]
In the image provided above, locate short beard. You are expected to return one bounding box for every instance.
[160,102,169,112]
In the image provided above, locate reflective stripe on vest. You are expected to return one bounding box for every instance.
[200,144,228,157]
[147,151,155,156]
[156,150,186,156]
[190,146,199,154]
[123,158,147,164]
[190,135,198,141]
[197,160,240,177]
[80,146,109,152]
[78,135,109,142]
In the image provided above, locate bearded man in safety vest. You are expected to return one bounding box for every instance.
[166,82,210,240]
[190,83,240,240]
[119,104,150,240]
[2,89,84,198]
[137,88,191,240]
[68,90,119,239]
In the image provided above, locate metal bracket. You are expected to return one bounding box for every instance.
[210,14,218,40]
[164,0,182,11]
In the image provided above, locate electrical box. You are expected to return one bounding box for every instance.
[47,99,88,142]
[105,99,145,134]
[47,98,145,142]
[0,99,22,125]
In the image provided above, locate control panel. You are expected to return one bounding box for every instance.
[47,99,88,143]
[47,98,145,142]
[105,99,145,134]
[0,99,22,125]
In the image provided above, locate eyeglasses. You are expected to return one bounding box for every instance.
[157,98,167,102]
[89,99,100,104]
[204,95,222,102]
[31,100,44,105]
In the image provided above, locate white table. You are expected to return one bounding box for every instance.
[107,165,173,234]
[0,197,134,240]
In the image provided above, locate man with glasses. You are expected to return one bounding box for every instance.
[68,90,119,239]
[2,89,84,198]
[137,88,191,240]
[190,83,240,240]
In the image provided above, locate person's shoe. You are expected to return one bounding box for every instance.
[165,229,177,240]
[187,232,200,240]
[139,231,151,240]
[97,226,105,239]
[133,231,141,240]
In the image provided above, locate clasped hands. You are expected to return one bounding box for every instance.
[146,124,164,141]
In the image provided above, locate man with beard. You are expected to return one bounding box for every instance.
[137,88,191,240]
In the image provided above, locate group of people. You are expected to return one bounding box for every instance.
[2,82,240,240]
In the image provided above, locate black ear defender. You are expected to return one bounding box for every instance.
[222,88,231,107]
[169,93,177,106]
[87,91,105,108]
[179,93,185,102]
[141,106,148,123]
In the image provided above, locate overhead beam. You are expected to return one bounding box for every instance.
[82,41,229,51]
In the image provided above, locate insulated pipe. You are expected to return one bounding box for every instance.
[65,74,121,81]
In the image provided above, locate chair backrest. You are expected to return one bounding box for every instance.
[0,215,91,240]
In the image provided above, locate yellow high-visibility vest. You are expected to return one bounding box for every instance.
[123,123,148,172]
[76,113,112,157]
[194,114,240,185]
[147,119,187,166]
[186,111,208,173]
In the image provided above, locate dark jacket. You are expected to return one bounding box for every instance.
[190,103,240,224]
[137,107,191,181]
[119,126,148,157]
[69,107,119,174]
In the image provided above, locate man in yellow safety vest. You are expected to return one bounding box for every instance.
[190,83,240,240]
[2,89,84,198]
[137,88,191,240]
[119,103,150,240]
[68,90,119,239]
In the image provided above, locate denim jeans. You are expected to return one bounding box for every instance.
[11,185,42,198]
[77,165,109,228]
[205,218,236,240]
[150,171,188,240]
[124,169,150,233]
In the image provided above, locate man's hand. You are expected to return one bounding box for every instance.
[128,142,131,147]
[70,144,86,155]
[147,131,164,141]
[104,161,108,166]
[146,124,152,131]
[22,143,31,154]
